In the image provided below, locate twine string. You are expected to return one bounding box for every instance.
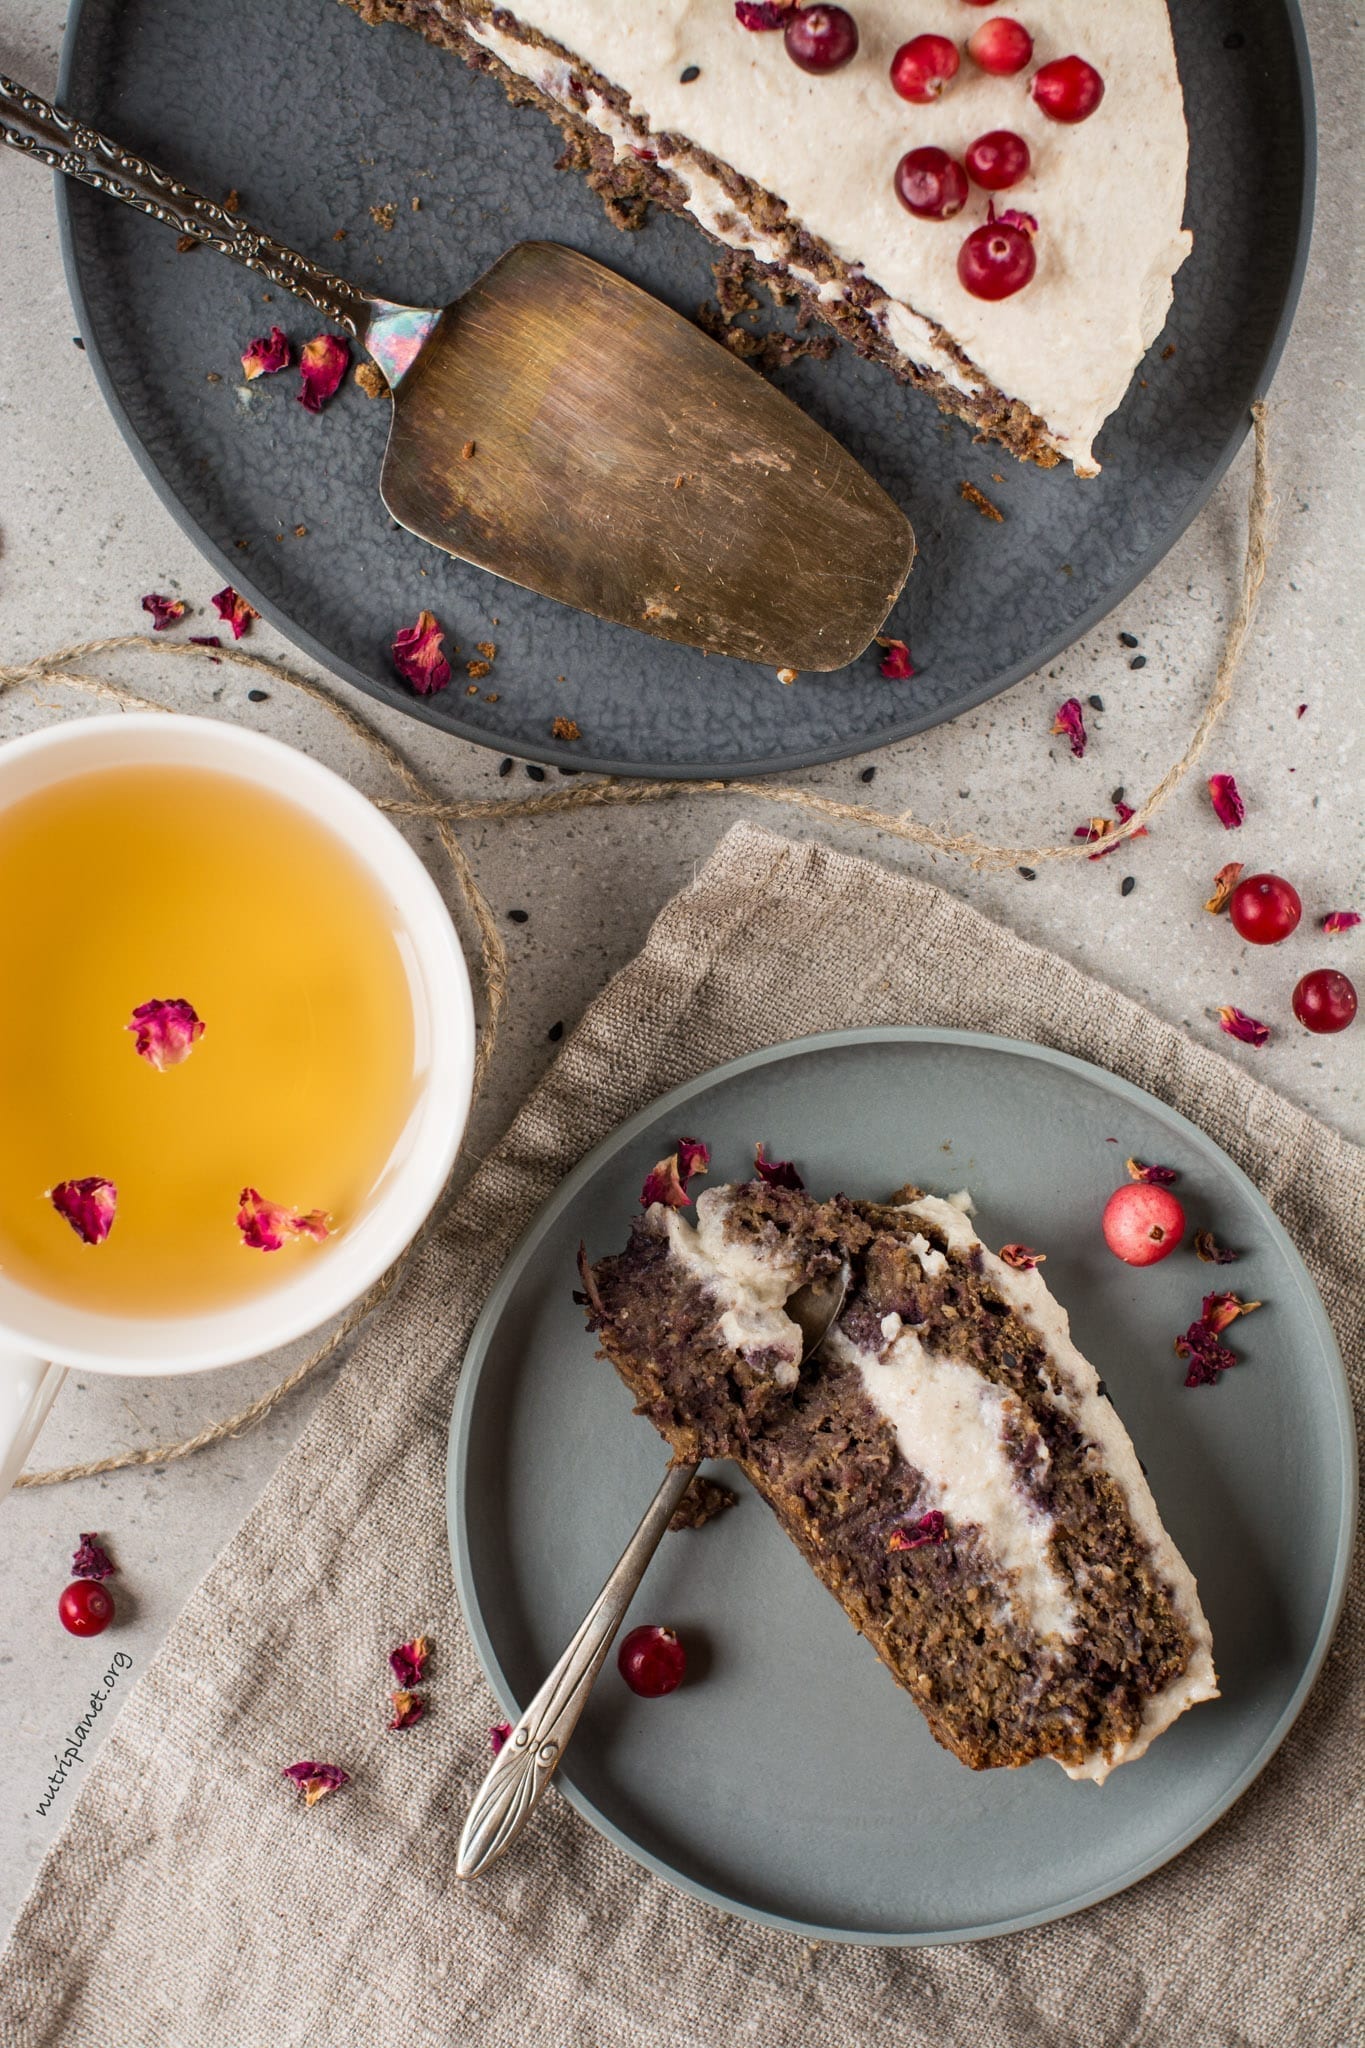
[1,406,1271,1486]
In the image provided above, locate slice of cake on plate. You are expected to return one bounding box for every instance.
[341,1,1192,474]
[580,1166,1217,1780]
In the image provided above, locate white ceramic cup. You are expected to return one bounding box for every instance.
[0,712,476,1499]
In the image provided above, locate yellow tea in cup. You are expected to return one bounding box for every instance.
[0,762,422,1316]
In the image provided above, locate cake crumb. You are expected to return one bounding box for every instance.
[411,195,421,212]
[176,234,199,254]
[777,667,799,686]
[370,202,397,232]
[960,481,1004,522]
[461,440,476,460]
[293,524,308,538]
[551,716,581,742]
[1162,343,1176,359]
[205,371,222,384]
[354,362,389,399]
[466,660,491,680]
[669,1475,737,1533]
[223,189,240,214]
[476,641,496,660]
[332,228,348,243]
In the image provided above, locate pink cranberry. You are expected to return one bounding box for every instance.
[1228,873,1302,945]
[894,146,969,220]
[1102,1183,1186,1268]
[964,130,1031,191]
[889,33,960,103]
[966,17,1033,76]
[1292,969,1357,1035]
[59,1580,115,1636]
[618,1624,687,1697]
[784,5,858,74]
[957,213,1036,300]
[1031,55,1106,123]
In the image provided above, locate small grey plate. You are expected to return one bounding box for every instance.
[56,0,1313,777]
[448,1030,1354,1945]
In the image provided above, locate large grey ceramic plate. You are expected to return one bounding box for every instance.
[449,1029,1354,1944]
[55,1,1313,777]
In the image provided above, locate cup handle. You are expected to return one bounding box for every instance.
[0,1349,66,1498]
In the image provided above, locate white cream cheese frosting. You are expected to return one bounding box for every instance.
[459,1,1192,473]
[660,1188,806,1385]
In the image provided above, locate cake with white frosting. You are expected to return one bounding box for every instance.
[343,1,1191,474]
[580,1172,1217,1779]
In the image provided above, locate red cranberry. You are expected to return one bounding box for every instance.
[1102,1183,1186,1268]
[889,33,960,102]
[1228,873,1302,946]
[957,214,1036,300]
[1292,969,1358,1035]
[894,146,969,220]
[964,130,1031,191]
[618,1623,686,1697]
[59,1580,115,1636]
[1031,55,1105,123]
[966,17,1033,76]
[785,5,858,74]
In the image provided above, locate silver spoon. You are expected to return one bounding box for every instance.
[456,1263,850,1879]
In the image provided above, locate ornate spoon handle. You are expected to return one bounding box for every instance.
[456,1459,698,1880]
[0,73,377,338]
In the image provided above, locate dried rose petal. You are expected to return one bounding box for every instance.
[875,636,915,681]
[1296,703,1307,719]
[298,333,350,413]
[1217,1005,1271,1048]
[140,592,186,631]
[1208,773,1245,829]
[236,1188,332,1251]
[490,1721,513,1756]
[753,1142,805,1191]
[387,1689,425,1731]
[998,1243,1045,1269]
[1202,1289,1262,1336]
[1193,1229,1238,1266]
[735,0,791,26]
[1050,698,1087,759]
[392,610,451,696]
[641,1138,710,1210]
[1322,911,1361,936]
[282,1761,348,1806]
[1125,1158,1178,1187]
[49,1177,117,1245]
[888,1510,948,1552]
[1204,861,1244,915]
[71,1533,116,1581]
[1074,800,1148,861]
[189,634,221,651]
[211,585,258,639]
[241,325,292,381]
[389,1635,430,1688]
[126,997,205,1072]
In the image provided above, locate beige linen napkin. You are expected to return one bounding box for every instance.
[1,823,1359,2048]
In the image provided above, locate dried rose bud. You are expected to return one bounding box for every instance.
[298,333,350,412]
[282,1761,348,1806]
[1217,1005,1271,1048]
[71,1533,116,1581]
[1050,698,1087,759]
[1322,911,1361,936]
[1193,1228,1238,1266]
[1207,773,1245,829]
[998,1243,1045,1269]
[753,1142,804,1191]
[1202,1290,1262,1336]
[127,997,205,1071]
[140,592,186,631]
[49,1177,117,1245]
[387,1689,425,1730]
[389,1635,430,1688]
[888,1510,948,1552]
[1125,1158,1178,1186]
[875,635,915,681]
[241,325,292,381]
[1204,861,1244,914]
[236,1188,332,1251]
[211,585,258,639]
[392,610,451,696]
[489,1721,513,1756]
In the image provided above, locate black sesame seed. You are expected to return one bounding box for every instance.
[1129,654,1147,669]
[247,688,269,703]
[498,757,513,777]
[860,765,876,783]
[1224,30,1245,49]
[1017,866,1036,881]
[1088,694,1104,712]
[547,1020,564,1043]
[72,336,85,350]
[680,63,700,82]
[1121,876,1136,897]
[558,766,582,777]
[507,908,529,924]
[1111,786,1126,805]
[1118,631,1139,648]
[525,763,546,782]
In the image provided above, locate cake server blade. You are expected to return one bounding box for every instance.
[2,79,913,673]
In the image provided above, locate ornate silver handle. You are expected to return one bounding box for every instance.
[0,73,376,337]
[456,1459,698,1879]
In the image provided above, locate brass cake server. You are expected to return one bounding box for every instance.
[1,78,914,671]
[455,1263,850,1881]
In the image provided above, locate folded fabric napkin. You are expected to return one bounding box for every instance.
[1,823,1359,2048]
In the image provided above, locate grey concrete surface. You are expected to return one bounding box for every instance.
[0,0,1360,1940]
